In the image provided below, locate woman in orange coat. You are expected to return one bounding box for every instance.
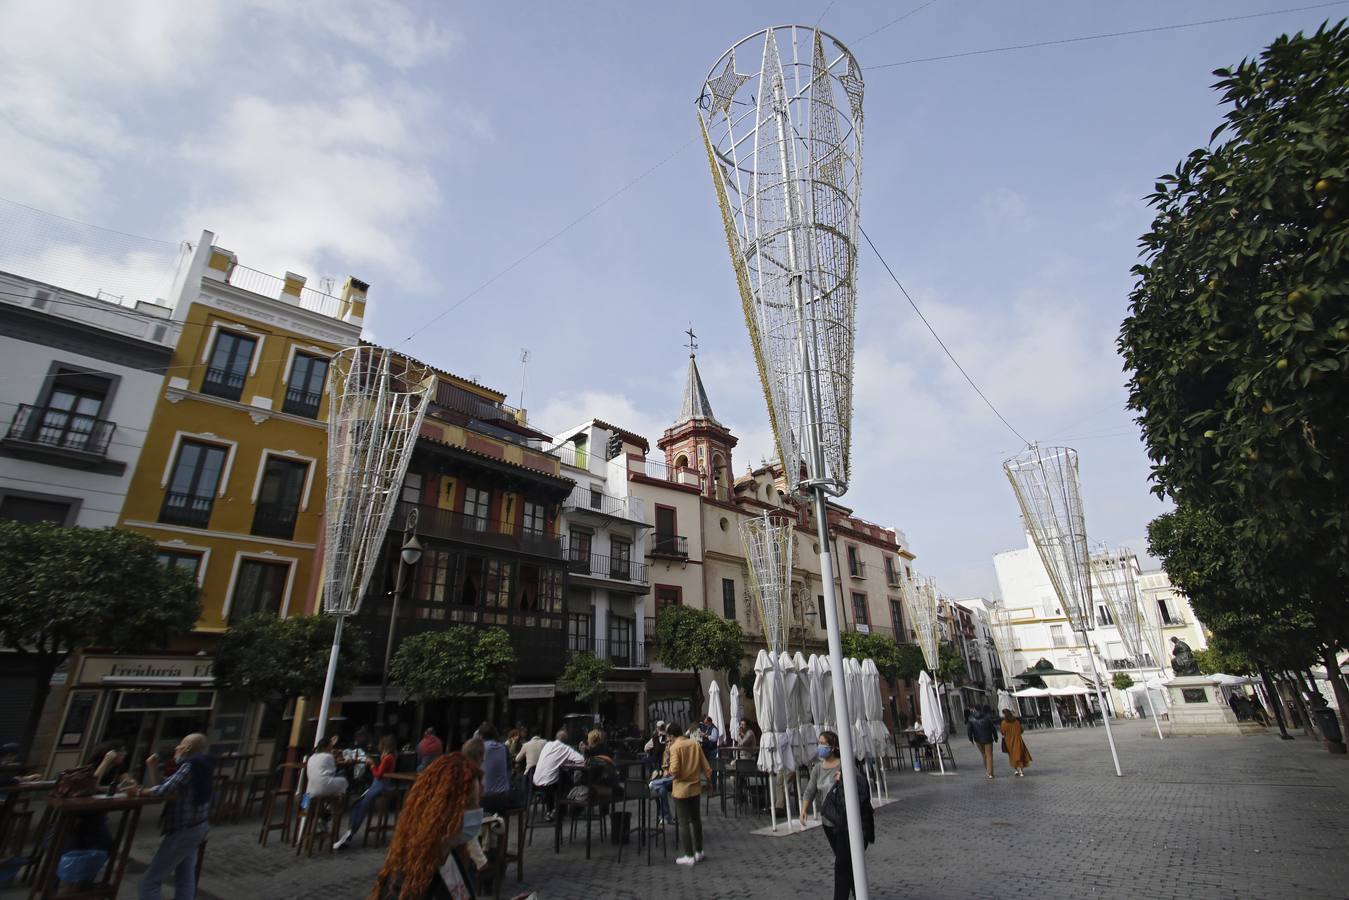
[999,709,1032,777]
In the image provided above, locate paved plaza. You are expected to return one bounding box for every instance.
[12,721,1348,899]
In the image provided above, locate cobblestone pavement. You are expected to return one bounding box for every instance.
[10,720,1348,899]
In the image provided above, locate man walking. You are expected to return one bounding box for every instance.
[971,705,999,779]
[138,732,214,900]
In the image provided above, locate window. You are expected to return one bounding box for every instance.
[539,568,563,616]
[569,529,592,569]
[201,331,256,401]
[416,549,453,613]
[485,559,513,609]
[0,494,73,524]
[1157,598,1176,625]
[401,472,423,506]
[464,487,490,531]
[1051,624,1068,648]
[655,585,682,611]
[252,457,308,540]
[567,613,592,655]
[35,376,109,452]
[722,578,736,620]
[889,598,905,638]
[1097,604,1114,626]
[523,501,546,536]
[160,441,228,528]
[817,595,827,627]
[229,559,289,622]
[847,546,861,577]
[654,505,680,554]
[609,616,634,665]
[851,592,869,626]
[610,538,632,579]
[589,487,603,510]
[157,550,202,582]
[283,353,328,418]
[517,564,541,612]
[457,555,483,607]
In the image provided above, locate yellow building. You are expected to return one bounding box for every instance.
[42,231,364,775]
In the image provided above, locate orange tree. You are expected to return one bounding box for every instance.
[1118,23,1348,712]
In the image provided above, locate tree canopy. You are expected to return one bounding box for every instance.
[213,613,369,706]
[935,642,965,684]
[840,631,910,682]
[1118,23,1348,648]
[558,652,614,705]
[653,604,744,706]
[389,626,515,703]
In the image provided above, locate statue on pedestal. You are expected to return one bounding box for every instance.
[1170,636,1200,676]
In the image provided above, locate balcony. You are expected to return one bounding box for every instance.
[848,560,868,580]
[629,456,703,488]
[432,381,524,427]
[397,501,562,559]
[564,544,649,584]
[281,386,322,419]
[562,485,644,524]
[567,637,648,669]
[200,366,246,401]
[3,403,116,462]
[884,567,902,588]
[159,491,214,528]
[650,533,688,558]
[251,502,298,540]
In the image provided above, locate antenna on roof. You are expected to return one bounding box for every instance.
[519,349,530,408]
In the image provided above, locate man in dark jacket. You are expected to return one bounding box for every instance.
[970,705,999,778]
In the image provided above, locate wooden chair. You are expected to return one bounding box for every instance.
[553,766,609,860]
[361,783,403,849]
[295,795,344,858]
[257,766,298,847]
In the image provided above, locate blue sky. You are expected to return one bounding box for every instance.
[2,0,1340,598]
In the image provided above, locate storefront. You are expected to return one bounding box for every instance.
[43,654,258,779]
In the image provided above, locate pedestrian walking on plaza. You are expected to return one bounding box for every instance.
[667,721,712,866]
[336,735,398,850]
[970,705,998,778]
[999,709,1032,776]
[136,732,213,900]
[416,727,444,772]
[369,753,483,899]
[801,730,874,900]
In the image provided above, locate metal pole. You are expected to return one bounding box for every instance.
[314,614,345,745]
[376,557,408,728]
[1081,634,1122,776]
[1141,669,1165,740]
[814,490,871,900]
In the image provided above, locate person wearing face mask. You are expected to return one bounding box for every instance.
[136,732,214,900]
[800,730,874,900]
[369,752,483,899]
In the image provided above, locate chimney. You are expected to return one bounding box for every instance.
[281,271,307,304]
[340,277,368,326]
[204,246,236,282]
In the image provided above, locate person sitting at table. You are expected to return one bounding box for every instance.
[531,729,584,822]
[334,735,397,850]
[305,736,348,801]
[137,732,213,900]
[515,729,546,778]
[416,727,444,772]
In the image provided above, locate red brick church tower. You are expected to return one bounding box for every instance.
[657,330,737,500]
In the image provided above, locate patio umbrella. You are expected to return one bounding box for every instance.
[707,679,727,747]
[997,689,1017,715]
[848,658,872,760]
[794,650,817,747]
[918,670,947,774]
[778,651,806,764]
[1013,687,1050,697]
[753,649,793,832]
[814,653,836,731]
[729,683,742,742]
[862,659,889,799]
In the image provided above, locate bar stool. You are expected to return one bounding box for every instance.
[257,767,297,847]
[296,795,345,857]
[361,785,401,848]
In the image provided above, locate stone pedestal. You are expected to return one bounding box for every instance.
[1165,676,1264,736]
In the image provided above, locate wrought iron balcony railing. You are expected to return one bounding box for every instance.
[159,491,214,528]
[4,403,116,458]
[281,386,322,419]
[564,544,649,583]
[251,502,299,540]
[566,637,648,668]
[200,366,246,401]
[848,560,868,579]
[650,533,688,558]
[396,501,563,558]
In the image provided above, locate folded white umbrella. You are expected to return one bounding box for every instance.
[918,670,947,744]
[753,649,792,773]
[794,650,818,746]
[847,658,872,759]
[997,689,1017,715]
[707,679,727,746]
[816,653,836,731]
[778,651,802,763]
[862,658,889,752]
[729,683,742,742]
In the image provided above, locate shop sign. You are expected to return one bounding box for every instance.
[79,655,215,685]
[508,684,556,700]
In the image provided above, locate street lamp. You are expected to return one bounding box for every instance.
[802,606,818,655]
[377,509,422,729]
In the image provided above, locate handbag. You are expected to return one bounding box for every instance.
[51,765,100,800]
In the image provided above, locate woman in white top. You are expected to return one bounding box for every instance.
[305,735,348,799]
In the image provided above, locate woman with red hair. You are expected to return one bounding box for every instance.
[369,753,483,899]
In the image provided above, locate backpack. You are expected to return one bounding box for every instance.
[820,771,875,846]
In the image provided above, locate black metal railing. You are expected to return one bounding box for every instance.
[200,366,246,401]
[281,386,322,418]
[566,637,648,668]
[396,501,563,558]
[848,560,868,579]
[432,381,522,425]
[159,491,214,528]
[884,567,901,587]
[564,545,648,583]
[650,534,688,557]
[4,403,116,457]
[251,502,299,540]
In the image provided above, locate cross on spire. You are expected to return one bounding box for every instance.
[685,325,698,356]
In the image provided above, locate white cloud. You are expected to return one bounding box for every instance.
[979,187,1031,230]
[534,391,671,451]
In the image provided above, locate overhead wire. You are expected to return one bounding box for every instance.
[866,1,1349,69]
[860,226,1031,447]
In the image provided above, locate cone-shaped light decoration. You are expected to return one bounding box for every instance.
[697,26,863,496]
[904,575,940,672]
[740,511,795,656]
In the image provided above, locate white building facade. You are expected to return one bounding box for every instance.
[992,532,1208,716]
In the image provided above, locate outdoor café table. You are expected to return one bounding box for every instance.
[29,792,163,900]
[0,780,55,858]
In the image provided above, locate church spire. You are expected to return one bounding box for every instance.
[677,327,721,426]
